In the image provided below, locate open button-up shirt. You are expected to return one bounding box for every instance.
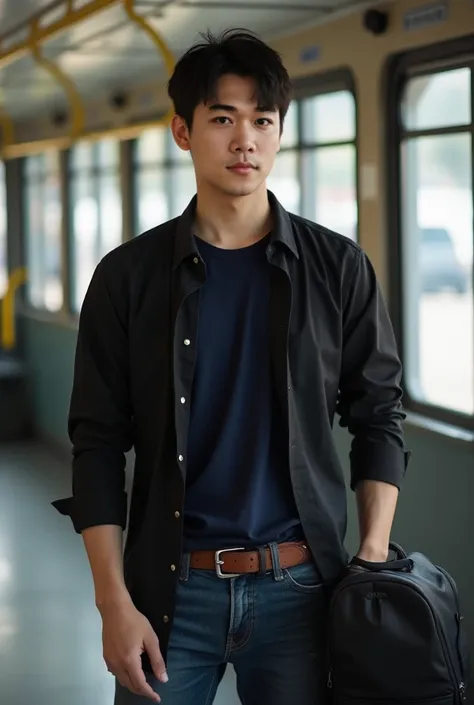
[53,192,410,669]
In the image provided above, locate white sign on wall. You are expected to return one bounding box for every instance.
[403,1,449,31]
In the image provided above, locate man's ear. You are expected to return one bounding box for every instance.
[171,114,191,152]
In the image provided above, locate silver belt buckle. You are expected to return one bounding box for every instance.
[215,547,245,578]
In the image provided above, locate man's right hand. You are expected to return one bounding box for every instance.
[100,597,168,703]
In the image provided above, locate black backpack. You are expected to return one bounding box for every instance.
[327,542,470,704]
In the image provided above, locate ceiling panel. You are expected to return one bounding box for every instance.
[0,0,56,37]
[0,0,373,121]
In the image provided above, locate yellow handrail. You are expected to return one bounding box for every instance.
[123,0,175,127]
[0,0,119,72]
[29,23,85,141]
[0,0,176,159]
[1,267,27,351]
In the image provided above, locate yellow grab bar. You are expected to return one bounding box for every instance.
[123,0,175,127]
[29,25,85,140]
[0,0,119,72]
[0,0,176,159]
[1,267,27,351]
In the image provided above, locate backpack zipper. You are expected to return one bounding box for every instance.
[436,565,468,702]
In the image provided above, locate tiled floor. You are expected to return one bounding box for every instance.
[0,441,239,705]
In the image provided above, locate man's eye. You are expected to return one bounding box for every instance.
[256,118,273,126]
[213,116,231,124]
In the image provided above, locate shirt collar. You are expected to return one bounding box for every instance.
[173,190,299,270]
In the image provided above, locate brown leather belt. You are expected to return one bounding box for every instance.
[189,541,311,578]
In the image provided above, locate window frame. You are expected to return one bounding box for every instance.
[386,35,474,431]
[288,69,358,239]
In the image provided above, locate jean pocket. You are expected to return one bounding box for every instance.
[282,561,324,593]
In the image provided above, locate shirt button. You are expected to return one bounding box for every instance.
[170,564,176,571]
[163,615,169,623]
[193,257,199,264]
[184,339,191,346]
[178,454,184,462]
[174,511,180,519]
[180,397,186,404]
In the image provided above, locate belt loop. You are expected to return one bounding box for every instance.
[269,542,284,581]
[257,545,267,576]
[179,552,191,582]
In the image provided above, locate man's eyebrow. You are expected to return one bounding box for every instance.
[207,103,277,113]
[208,103,237,112]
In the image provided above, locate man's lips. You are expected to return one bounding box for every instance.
[227,163,257,172]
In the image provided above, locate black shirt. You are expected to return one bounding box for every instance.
[53,191,410,671]
[183,235,302,551]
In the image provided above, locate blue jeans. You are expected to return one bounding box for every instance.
[115,544,331,704]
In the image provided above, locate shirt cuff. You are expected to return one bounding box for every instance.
[350,443,411,492]
[51,493,128,534]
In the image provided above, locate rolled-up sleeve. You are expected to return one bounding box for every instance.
[337,248,411,492]
[52,259,133,533]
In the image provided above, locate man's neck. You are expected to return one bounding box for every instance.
[194,183,272,250]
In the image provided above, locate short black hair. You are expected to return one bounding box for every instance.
[167,28,292,131]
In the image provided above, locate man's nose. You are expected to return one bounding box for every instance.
[230,124,256,153]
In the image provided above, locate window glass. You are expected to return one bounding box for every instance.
[0,162,7,297]
[24,152,63,312]
[169,165,196,218]
[402,67,471,131]
[134,129,195,234]
[98,173,122,258]
[136,169,169,233]
[25,155,42,177]
[71,142,94,170]
[302,145,357,240]
[25,182,43,309]
[280,101,298,148]
[400,96,473,415]
[267,151,300,214]
[70,139,122,312]
[43,171,63,311]
[136,129,167,165]
[301,90,355,144]
[97,139,120,168]
[71,173,98,313]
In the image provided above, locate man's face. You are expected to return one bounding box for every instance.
[171,74,281,198]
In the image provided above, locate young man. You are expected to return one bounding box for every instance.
[53,29,410,705]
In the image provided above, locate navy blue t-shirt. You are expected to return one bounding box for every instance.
[183,234,302,551]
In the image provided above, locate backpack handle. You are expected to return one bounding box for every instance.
[350,555,414,572]
[388,541,408,559]
[349,542,413,573]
